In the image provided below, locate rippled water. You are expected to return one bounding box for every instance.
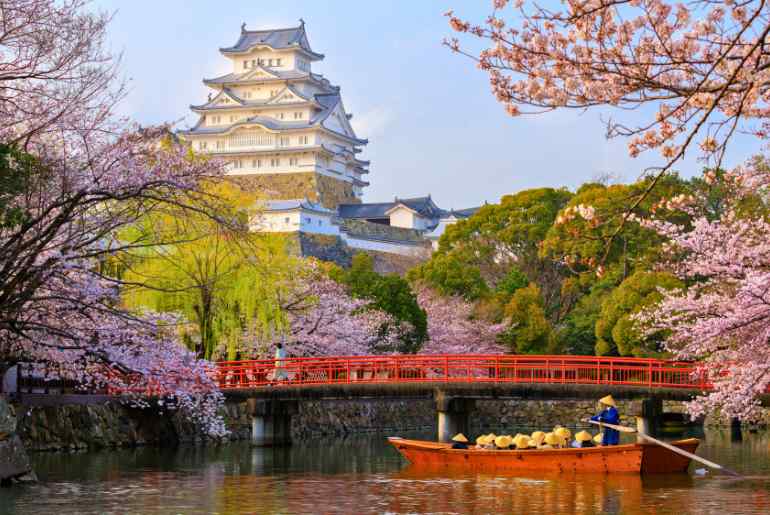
[1,427,769,514]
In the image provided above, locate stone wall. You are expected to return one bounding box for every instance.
[340,219,425,242]
[14,402,212,452]
[0,396,34,484]
[230,172,358,209]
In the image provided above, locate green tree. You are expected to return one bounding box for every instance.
[337,253,427,353]
[501,284,556,354]
[406,252,488,300]
[121,182,300,360]
[594,271,683,357]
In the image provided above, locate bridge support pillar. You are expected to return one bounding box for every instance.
[247,399,297,447]
[435,394,475,443]
[634,398,663,442]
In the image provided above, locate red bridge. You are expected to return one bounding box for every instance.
[215,354,709,393]
[214,354,728,446]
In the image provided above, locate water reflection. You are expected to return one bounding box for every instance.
[0,428,768,514]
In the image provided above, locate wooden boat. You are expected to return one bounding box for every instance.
[387,437,700,474]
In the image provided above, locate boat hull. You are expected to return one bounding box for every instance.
[388,437,700,474]
[388,438,642,473]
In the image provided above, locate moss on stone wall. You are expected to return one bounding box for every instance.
[229,173,358,209]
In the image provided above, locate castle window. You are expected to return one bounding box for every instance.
[199,141,207,150]
[284,217,289,224]
[251,59,256,68]
[243,60,248,69]
[258,58,264,65]
[318,219,322,226]
[289,157,298,166]
[277,112,285,120]
[216,140,224,150]
[276,58,282,66]
[299,135,309,144]
[294,111,303,119]
[268,58,274,66]
[278,136,290,147]
[270,89,278,97]
[271,158,280,167]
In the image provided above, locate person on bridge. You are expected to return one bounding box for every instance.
[273,341,288,382]
[590,395,620,445]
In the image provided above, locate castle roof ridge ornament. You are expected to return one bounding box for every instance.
[241,22,247,33]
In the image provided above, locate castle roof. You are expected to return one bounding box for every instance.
[190,84,319,111]
[263,199,333,214]
[220,22,324,60]
[203,70,336,92]
[338,196,442,220]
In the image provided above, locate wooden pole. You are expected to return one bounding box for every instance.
[588,420,742,477]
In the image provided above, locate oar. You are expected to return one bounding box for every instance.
[587,419,742,477]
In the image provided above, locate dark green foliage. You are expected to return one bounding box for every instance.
[594,271,683,357]
[338,253,427,353]
[407,252,489,300]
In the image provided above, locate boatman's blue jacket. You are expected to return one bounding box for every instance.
[590,406,620,445]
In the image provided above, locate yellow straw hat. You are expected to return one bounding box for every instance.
[555,427,572,441]
[593,433,604,444]
[599,395,617,407]
[575,430,592,442]
[452,433,468,443]
[528,437,539,448]
[515,435,531,449]
[495,435,513,449]
[530,431,546,445]
[475,435,487,445]
[544,432,560,446]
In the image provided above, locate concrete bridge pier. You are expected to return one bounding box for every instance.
[435,393,475,443]
[634,398,663,442]
[247,399,297,447]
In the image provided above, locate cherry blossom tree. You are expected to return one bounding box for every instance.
[0,0,229,435]
[416,286,506,354]
[283,275,403,357]
[445,0,770,250]
[637,163,770,422]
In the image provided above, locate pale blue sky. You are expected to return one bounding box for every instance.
[95,0,763,208]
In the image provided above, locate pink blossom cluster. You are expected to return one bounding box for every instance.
[446,1,770,172]
[0,0,228,436]
[638,165,770,421]
[279,273,403,358]
[416,287,506,355]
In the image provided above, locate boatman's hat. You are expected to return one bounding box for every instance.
[530,431,546,446]
[495,435,513,449]
[599,395,617,407]
[554,427,572,441]
[593,433,604,444]
[544,432,560,446]
[452,433,468,443]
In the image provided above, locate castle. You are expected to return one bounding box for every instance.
[179,21,478,259]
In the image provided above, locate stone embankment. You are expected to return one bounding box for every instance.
[2,397,764,457]
[0,396,35,485]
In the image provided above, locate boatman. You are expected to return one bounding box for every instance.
[590,395,620,445]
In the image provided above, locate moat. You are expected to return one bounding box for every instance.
[1,428,769,515]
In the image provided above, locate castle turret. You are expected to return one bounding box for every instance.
[179,22,369,208]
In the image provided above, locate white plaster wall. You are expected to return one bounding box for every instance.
[252,211,301,232]
[389,208,415,229]
[298,213,339,235]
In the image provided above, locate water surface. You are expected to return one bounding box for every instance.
[1,428,769,514]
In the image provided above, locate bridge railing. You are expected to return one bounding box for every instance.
[213,355,710,391]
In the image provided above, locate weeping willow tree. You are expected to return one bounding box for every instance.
[119,180,303,360]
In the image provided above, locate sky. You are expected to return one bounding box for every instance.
[93,0,765,209]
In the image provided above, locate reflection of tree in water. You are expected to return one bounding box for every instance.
[6,431,770,514]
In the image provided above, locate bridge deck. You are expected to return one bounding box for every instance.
[216,354,717,401]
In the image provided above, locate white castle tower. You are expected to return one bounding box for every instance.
[179,21,369,208]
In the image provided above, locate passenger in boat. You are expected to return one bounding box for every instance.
[571,430,595,448]
[590,395,620,445]
[494,435,513,450]
[451,433,469,449]
[540,432,560,449]
[530,431,546,448]
[514,435,531,450]
[554,426,572,445]
[593,433,604,446]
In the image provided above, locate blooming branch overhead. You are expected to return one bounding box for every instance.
[446,1,770,173]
